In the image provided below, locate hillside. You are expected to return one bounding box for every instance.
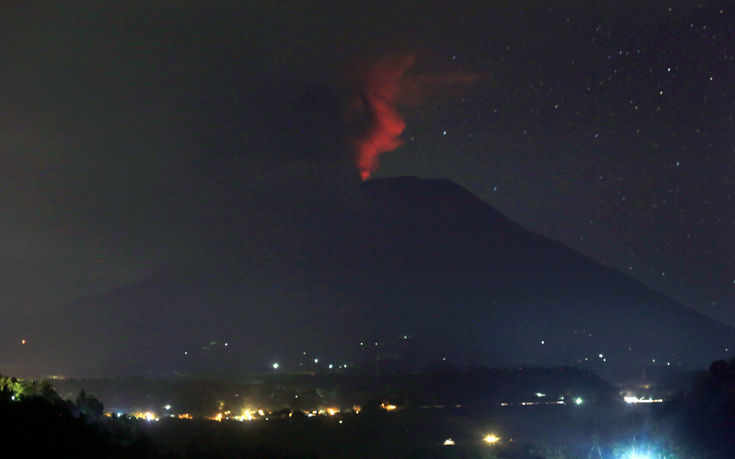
[3,177,733,376]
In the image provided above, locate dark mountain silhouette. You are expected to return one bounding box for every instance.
[5,177,733,376]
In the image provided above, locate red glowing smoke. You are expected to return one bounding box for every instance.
[348,56,414,181]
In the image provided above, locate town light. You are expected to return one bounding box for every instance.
[483,434,500,444]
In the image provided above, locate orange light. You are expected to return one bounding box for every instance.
[380,402,397,411]
[132,411,158,421]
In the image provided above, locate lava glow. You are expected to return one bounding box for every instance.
[349,56,413,181]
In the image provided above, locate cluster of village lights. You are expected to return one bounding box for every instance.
[271,361,349,370]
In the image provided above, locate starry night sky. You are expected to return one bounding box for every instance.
[1,1,734,326]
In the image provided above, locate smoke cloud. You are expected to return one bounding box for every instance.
[344,56,484,180]
[347,56,414,181]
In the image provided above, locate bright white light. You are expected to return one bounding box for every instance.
[314,358,319,363]
[535,392,546,398]
[272,362,280,369]
[443,438,455,446]
[135,411,157,421]
[623,396,663,404]
[164,404,171,410]
[328,364,333,369]
[574,397,583,405]
[618,446,654,459]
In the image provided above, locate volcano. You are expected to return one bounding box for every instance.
[5,177,733,377]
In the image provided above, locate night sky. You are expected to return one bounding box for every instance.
[2,1,734,327]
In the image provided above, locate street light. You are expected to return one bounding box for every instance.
[483,434,500,444]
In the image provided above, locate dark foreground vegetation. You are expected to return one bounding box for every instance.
[2,359,735,458]
[0,376,161,457]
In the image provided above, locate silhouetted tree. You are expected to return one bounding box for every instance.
[75,388,104,420]
[653,358,735,458]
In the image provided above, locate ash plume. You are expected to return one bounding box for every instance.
[346,55,414,181]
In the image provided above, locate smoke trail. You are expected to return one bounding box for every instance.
[348,56,414,181]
